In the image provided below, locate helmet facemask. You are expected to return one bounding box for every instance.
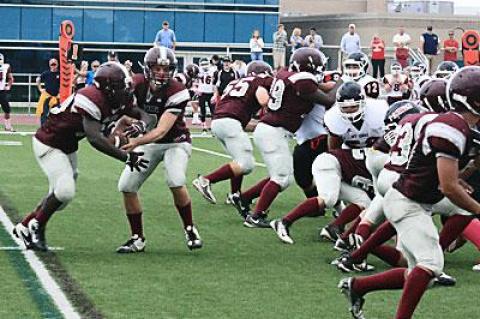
[383,123,398,146]
[343,61,364,80]
[147,63,174,91]
[338,99,365,123]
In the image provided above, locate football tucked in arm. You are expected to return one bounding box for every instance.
[107,132,129,148]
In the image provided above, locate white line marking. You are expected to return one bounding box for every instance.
[0,141,23,146]
[0,206,81,319]
[0,131,34,136]
[0,246,64,251]
[191,146,266,168]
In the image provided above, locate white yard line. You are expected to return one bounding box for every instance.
[0,141,23,146]
[191,146,266,168]
[0,206,80,319]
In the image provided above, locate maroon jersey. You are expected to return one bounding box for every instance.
[394,112,474,204]
[133,74,191,144]
[384,113,438,174]
[261,70,318,133]
[35,86,132,154]
[329,148,373,196]
[213,74,273,128]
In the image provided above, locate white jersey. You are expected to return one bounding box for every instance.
[342,74,380,99]
[383,73,409,98]
[324,99,388,149]
[295,104,328,145]
[0,64,11,91]
[197,66,216,94]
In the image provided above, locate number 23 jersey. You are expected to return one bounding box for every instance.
[261,69,319,133]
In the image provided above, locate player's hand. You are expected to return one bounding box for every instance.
[124,120,146,138]
[126,151,149,172]
[459,179,474,194]
[121,138,140,152]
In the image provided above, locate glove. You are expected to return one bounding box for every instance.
[124,120,147,138]
[126,151,149,172]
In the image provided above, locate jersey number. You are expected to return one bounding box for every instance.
[390,123,414,166]
[267,79,285,111]
[364,82,379,98]
[201,75,212,85]
[393,83,401,92]
[222,80,249,98]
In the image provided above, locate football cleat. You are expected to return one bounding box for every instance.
[473,262,480,272]
[27,219,48,251]
[12,223,33,249]
[192,175,217,204]
[433,272,456,287]
[227,192,250,219]
[225,193,233,205]
[331,251,351,266]
[349,233,364,251]
[270,219,294,244]
[243,213,270,228]
[116,234,146,253]
[337,255,375,273]
[319,224,342,242]
[339,277,366,319]
[334,238,352,252]
[185,225,203,250]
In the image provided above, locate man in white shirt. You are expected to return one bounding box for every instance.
[340,24,361,58]
[393,26,411,68]
[304,28,323,50]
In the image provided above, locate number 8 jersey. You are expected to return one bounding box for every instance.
[261,69,319,133]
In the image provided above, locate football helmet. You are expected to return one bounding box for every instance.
[94,62,133,109]
[289,47,326,78]
[143,46,177,90]
[390,62,403,76]
[342,52,369,80]
[419,78,448,113]
[447,66,480,116]
[185,64,200,79]
[409,61,427,79]
[246,61,273,76]
[199,58,210,72]
[434,61,458,79]
[336,81,365,123]
[383,100,421,146]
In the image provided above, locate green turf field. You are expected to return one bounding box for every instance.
[0,133,478,319]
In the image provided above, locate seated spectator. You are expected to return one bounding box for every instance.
[250,30,265,61]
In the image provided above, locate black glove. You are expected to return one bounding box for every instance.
[126,151,149,172]
[124,121,147,138]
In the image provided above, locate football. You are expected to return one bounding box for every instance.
[107,132,129,148]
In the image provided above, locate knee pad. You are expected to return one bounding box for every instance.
[312,153,340,173]
[237,157,255,175]
[166,173,187,188]
[54,175,75,204]
[312,153,341,208]
[271,173,293,191]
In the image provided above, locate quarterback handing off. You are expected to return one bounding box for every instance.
[13,63,152,251]
[117,47,202,253]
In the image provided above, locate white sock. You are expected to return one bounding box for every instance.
[5,118,11,130]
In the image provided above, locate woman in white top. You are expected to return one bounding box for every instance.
[249,30,265,61]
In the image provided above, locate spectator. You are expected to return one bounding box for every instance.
[86,60,99,86]
[370,34,385,79]
[249,30,265,61]
[0,53,14,131]
[107,50,119,62]
[304,28,323,50]
[340,24,361,57]
[290,28,304,53]
[442,30,459,63]
[393,26,411,68]
[74,60,88,91]
[154,21,176,50]
[420,26,440,74]
[36,58,60,125]
[210,54,222,71]
[272,24,288,70]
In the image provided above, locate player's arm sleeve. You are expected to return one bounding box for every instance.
[82,116,128,162]
[425,122,466,159]
[301,78,342,108]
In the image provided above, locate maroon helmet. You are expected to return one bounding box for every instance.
[246,60,273,76]
[419,78,448,113]
[185,64,200,79]
[94,62,133,109]
[447,66,480,115]
[144,46,177,90]
[289,47,326,76]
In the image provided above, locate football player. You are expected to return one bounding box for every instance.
[339,66,480,319]
[433,61,458,79]
[408,61,430,101]
[241,47,340,228]
[175,63,201,125]
[116,47,202,253]
[0,53,14,131]
[383,62,412,105]
[342,52,381,100]
[197,58,217,132]
[13,62,152,251]
[192,61,272,214]
[270,81,387,244]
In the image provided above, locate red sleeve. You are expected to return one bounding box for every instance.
[428,136,461,159]
[294,79,318,96]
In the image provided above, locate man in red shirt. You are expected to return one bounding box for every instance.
[442,30,459,62]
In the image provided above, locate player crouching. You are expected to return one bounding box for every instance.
[116,47,202,253]
[13,63,152,251]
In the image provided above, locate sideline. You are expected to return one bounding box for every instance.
[0,206,81,319]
